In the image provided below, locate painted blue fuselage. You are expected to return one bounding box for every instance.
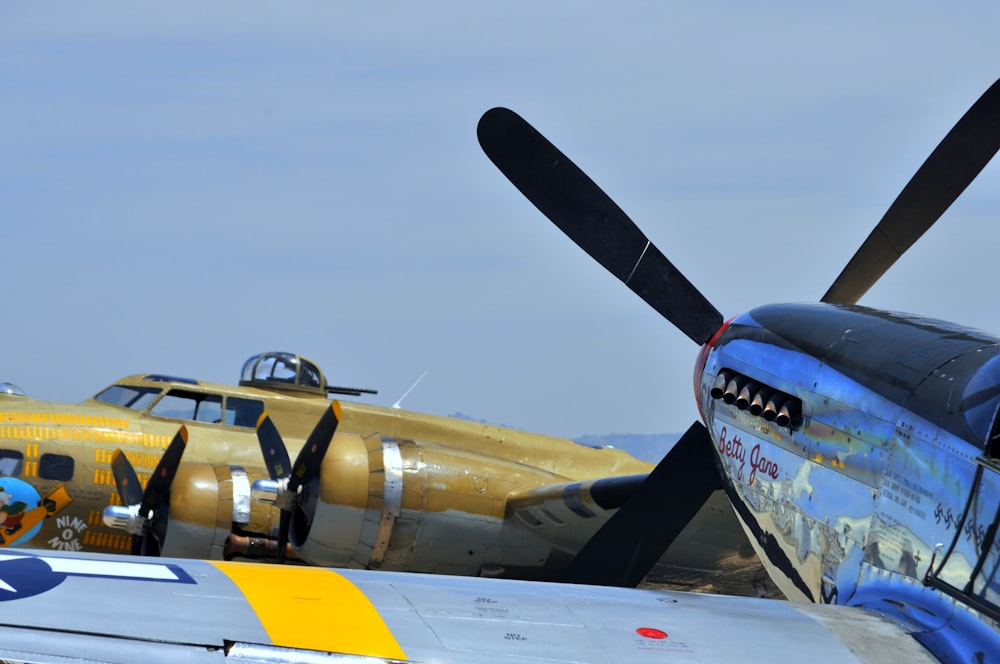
[697,303,1000,660]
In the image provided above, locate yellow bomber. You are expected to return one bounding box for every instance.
[0,351,762,592]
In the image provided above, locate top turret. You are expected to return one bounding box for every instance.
[239,352,377,398]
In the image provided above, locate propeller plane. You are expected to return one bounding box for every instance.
[0,351,763,593]
[474,78,1000,659]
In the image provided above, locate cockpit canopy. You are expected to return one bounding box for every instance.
[240,352,327,396]
[0,383,25,396]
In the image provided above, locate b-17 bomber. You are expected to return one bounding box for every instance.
[0,350,765,593]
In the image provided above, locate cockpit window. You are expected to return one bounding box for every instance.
[225,397,264,428]
[961,354,1000,453]
[150,390,223,423]
[93,385,162,411]
[146,389,264,429]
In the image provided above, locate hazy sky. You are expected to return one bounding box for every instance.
[3,4,999,438]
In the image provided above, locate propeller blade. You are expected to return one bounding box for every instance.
[276,511,291,565]
[110,450,143,507]
[560,421,721,587]
[823,79,1000,304]
[138,426,188,519]
[105,426,189,556]
[254,402,342,563]
[288,401,342,494]
[135,426,187,556]
[256,413,292,481]
[478,107,723,345]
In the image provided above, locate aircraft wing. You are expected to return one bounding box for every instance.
[0,550,934,663]
[506,480,780,596]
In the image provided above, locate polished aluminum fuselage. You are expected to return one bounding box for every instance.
[698,303,1000,659]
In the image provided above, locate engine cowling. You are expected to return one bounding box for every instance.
[159,462,279,559]
[292,432,562,576]
[289,433,371,566]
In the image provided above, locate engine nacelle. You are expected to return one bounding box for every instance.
[289,433,371,566]
[160,462,279,559]
[292,432,562,576]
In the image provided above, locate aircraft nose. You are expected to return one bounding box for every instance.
[693,317,735,421]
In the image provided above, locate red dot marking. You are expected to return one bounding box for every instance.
[636,627,667,640]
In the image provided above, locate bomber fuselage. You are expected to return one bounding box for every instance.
[0,370,652,579]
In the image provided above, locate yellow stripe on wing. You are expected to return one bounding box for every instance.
[209,562,406,660]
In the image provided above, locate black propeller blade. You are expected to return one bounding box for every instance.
[289,401,340,494]
[252,401,342,563]
[256,412,292,482]
[254,412,294,562]
[477,107,723,345]
[110,448,143,508]
[105,425,188,556]
[823,78,1000,305]
[560,421,721,587]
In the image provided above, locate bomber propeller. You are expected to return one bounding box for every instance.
[102,425,188,556]
[476,79,1000,585]
[251,401,342,563]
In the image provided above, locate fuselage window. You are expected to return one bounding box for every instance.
[39,453,74,482]
[225,397,264,428]
[93,385,163,411]
[0,450,23,477]
[150,390,223,423]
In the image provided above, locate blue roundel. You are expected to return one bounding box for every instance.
[0,556,67,600]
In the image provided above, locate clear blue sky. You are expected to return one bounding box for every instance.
[3,4,999,437]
